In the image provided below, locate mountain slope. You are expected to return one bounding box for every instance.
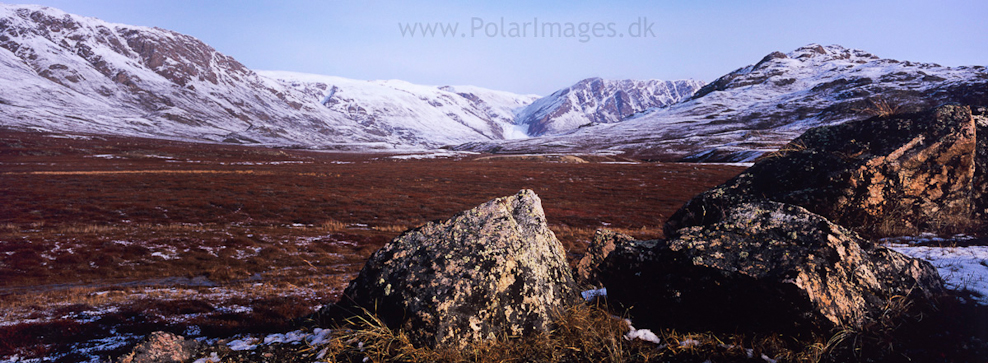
[0,4,538,148]
[258,71,538,141]
[0,4,345,146]
[515,77,703,136]
[457,44,988,161]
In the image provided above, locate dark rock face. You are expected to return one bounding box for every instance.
[329,190,581,348]
[602,201,943,333]
[667,105,978,237]
[574,229,635,286]
[117,331,199,363]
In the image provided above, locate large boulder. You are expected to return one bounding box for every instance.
[602,201,944,334]
[325,189,581,348]
[667,105,979,237]
[574,229,635,286]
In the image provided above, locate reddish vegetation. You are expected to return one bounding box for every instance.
[0,129,744,360]
[0,131,740,231]
[0,129,743,284]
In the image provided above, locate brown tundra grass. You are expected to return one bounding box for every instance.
[0,129,747,361]
[2,130,985,362]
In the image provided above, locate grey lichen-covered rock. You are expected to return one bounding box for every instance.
[117,331,199,363]
[328,189,581,348]
[667,105,978,237]
[575,229,635,286]
[603,201,943,333]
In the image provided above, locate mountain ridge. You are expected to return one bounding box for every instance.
[0,4,533,149]
[2,4,986,160]
[456,44,988,161]
[0,4,704,151]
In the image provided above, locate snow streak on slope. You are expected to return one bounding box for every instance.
[515,77,704,136]
[456,44,988,161]
[0,4,539,149]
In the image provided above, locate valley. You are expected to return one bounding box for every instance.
[0,3,986,362]
[0,129,744,361]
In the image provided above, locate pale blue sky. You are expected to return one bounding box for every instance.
[17,0,988,95]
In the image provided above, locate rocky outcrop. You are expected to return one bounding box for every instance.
[325,190,581,348]
[602,201,943,333]
[575,229,635,286]
[667,105,979,237]
[117,331,199,363]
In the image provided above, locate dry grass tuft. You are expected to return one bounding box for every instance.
[856,97,902,117]
[765,139,809,159]
[371,225,408,233]
[318,220,348,232]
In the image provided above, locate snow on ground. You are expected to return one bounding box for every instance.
[888,243,988,304]
[196,327,335,360]
[580,288,607,301]
[387,150,479,160]
[623,319,662,344]
[883,234,988,304]
[226,336,259,351]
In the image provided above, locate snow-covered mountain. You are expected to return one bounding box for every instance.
[0,4,539,149]
[457,44,988,161]
[3,5,984,160]
[257,71,538,141]
[515,77,703,136]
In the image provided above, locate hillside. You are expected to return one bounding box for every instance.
[457,44,988,161]
[0,4,541,149]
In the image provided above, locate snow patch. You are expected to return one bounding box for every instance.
[888,243,988,304]
[623,319,662,344]
[580,288,607,301]
[226,337,259,351]
[193,352,221,363]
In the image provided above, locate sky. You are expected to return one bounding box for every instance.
[16,0,988,96]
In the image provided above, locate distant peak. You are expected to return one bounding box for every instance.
[753,51,789,69]
[795,43,828,55]
[785,44,879,62]
[574,77,604,86]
